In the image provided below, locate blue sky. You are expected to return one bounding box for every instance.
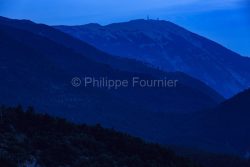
[0,0,249,56]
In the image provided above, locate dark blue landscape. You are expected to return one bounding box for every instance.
[0,1,250,166]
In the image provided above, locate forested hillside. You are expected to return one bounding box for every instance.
[0,106,199,167]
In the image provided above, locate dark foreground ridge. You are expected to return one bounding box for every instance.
[0,106,199,167]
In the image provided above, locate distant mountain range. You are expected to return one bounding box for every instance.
[0,16,250,158]
[55,19,250,97]
[0,16,222,115]
[0,16,224,151]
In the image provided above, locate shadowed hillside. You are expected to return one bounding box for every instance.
[0,106,200,167]
[55,19,250,97]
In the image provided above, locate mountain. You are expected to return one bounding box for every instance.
[217,88,250,112]
[0,16,223,104]
[164,88,250,156]
[1,105,250,167]
[0,106,200,167]
[1,16,248,157]
[0,16,223,115]
[171,146,250,167]
[0,16,227,152]
[55,19,250,97]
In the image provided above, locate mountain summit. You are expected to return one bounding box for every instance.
[55,19,250,97]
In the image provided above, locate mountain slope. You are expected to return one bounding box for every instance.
[0,18,227,152]
[0,106,200,167]
[0,16,223,103]
[55,19,250,97]
[0,17,249,157]
[171,146,250,167]
[1,105,250,167]
[0,16,224,115]
[166,88,250,156]
[217,88,250,113]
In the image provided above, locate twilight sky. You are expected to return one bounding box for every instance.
[0,0,249,56]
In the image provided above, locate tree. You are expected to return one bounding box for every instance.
[0,105,6,123]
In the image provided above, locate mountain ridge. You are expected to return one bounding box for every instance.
[0,16,223,110]
[1,16,249,157]
[0,105,200,167]
[55,19,250,97]
[0,17,225,150]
